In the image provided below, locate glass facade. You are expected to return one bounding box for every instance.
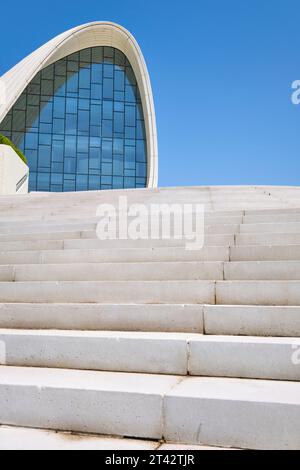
[0,46,148,192]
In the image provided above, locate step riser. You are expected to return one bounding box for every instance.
[244,215,300,224]
[0,281,215,304]
[0,262,300,281]
[0,371,178,440]
[225,262,300,280]
[0,216,244,230]
[2,247,300,264]
[0,333,299,380]
[0,304,298,337]
[189,339,300,381]
[0,241,65,252]
[0,232,82,242]
[0,263,225,282]
[0,304,203,333]
[240,222,300,234]
[0,234,235,251]
[0,223,97,235]
[164,389,300,450]
[0,247,230,265]
[0,334,189,375]
[0,223,239,236]
[0,281,300,305]
[204,306,300,337]
[236,233,300,246]
[230,246,300,261]
[216,281,300,305]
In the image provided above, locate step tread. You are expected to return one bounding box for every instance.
[1,366,299,402]
[0,366,180,392]
[0,426,159,450]
[166,376,300,403]
[0,329,298,344]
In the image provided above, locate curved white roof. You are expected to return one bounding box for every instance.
[0,22,158,187]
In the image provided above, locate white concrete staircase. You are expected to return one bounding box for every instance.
[0,186,300,450]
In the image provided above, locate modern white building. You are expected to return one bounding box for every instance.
[0,22,158,192]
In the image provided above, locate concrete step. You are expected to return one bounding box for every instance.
[0,234,235,251]
[164,376,300,449]
[243,214,300,224]
[236,232,300,246]
[0,330,195,375]
[0,279,300,305]
[0,260,299,282]
[0,222,240,236]
[0,366,180,440]
[204,305,300,337]
[65,234,235,248]
[230,245,300,261]
[1,262,225,282]
[245,208,300,216]
[0,303,203,332]
[224,261,300,280]
[0,208,246,220]
[0,231,82,242]
[0,246,230,265]
[0,366,299,449]
[0,330,299,380]
[189,335,300,381]
[0,281,215,304]
[0,222,97,235]
[0,240,65,252]
[216,280,300,305]
[0,214,244,229]
[0,303,298,337]
[240,222,300,234]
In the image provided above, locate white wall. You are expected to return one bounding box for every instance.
[0,145,29,195]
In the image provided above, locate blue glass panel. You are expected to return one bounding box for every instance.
[102,120,113,138]
[64,158,76,173]
[114,113,124,134]
[102,139,112,162]
[125,105,136,126]
[91,64,102,83]
[113,176,123,188]
[64,136,76,157]
[53,97,65,118]
[77,154,89,174]
[91,105,101,125]
[66,98,77,114]
[79,67,91,88]
[103,101,113,120]
[76,174,88,190]
[38,146,51,167]
[52,140,64,162]
[37,173,50,191]
[103,78,113,99]
[66,114,77,135]
[102,163,112,175]
[124,177,135,188]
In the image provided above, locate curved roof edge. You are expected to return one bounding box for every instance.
[0,22,158,188]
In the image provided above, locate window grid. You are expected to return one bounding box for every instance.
[0,46,147,192]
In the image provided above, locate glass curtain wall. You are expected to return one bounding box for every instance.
[0,46,148,191]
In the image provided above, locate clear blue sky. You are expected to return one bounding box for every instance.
[1,0,300,187]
